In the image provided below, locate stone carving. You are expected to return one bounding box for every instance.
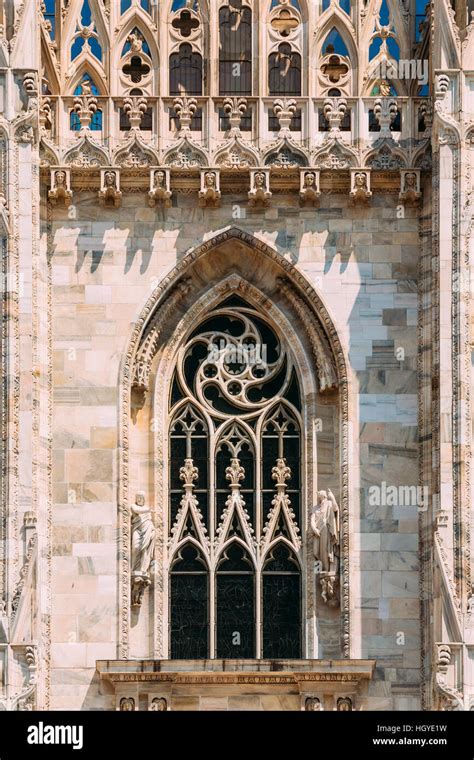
[131,491,156,608]
[272,97,297,134]
[198,169,221,207]
[120,697,135,711]
[48,168,72,207]
[350,169,372,206]
[149,697,167,711]
[305,697,322,711]
[373,97,398,137]
[148,168,172,208]
[122,95,148,131]
[248,169,271,207]
[311,489,339,603]
[223,96,247,135]
[173,96,197,134]
[99,169,122,208]
[435,644,465,711]
[399,170,421,206]
[337,696,352,711]
[299,169,321,207]
[72,80,98,132]
[323,96,348,134]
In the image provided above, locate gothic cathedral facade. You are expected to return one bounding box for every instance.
[0,0,473,711]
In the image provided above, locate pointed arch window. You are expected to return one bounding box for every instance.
[168,297,302,659]
[268,43,301,95]
[71,0,103,62]
[169,43,203,96]
[322,0,350,13]
[219,1,252,96]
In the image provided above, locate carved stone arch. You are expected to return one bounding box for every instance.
[112,15,160,95]
[162,135,209,169]
[61,0,110,72]
[119,227,351,661]
[314,17,358,96]
[266,0,307,94]
[363,142,408,170]
[261,536,303,570]
[66,59,108,96]
[63,133,110,168]
[112,133,159,169]
[216,537,258,568]
[40,33,60,95]
[39,138,61,169]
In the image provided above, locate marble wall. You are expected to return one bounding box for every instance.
[48,187,421,710]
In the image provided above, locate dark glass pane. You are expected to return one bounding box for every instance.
[170,491,182,529]
[216,444,231,488]
[219,4,252,96]
[264,543,300,572]
[217,544,255,658]
[169,44,203,95]
[170,372,184,409]
[261,490,274,528]
[240,442,254,489]
[262,437,279,488]
[170,573,208,658]
[215,491,228,525]
[284,369,302,410]
[262,573,301,658]
[170,437,187,489]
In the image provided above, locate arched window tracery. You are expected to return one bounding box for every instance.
[219,0,252,96]
[168,298,303,659]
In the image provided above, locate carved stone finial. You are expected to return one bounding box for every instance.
[48,168,73,207]
[299,168,321,207]
[373,97,398,137]
[122,95,148,131]
[173,96,198,134]
[248,168,272,207]
[98,168,122,208]
[272,98,297,134]
[198,169,221,207]
[323,96,347,134]
[73,80,98,132]
[223,96,247,135]
[148,167,172,208]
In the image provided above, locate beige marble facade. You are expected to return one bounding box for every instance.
[0,0,473,712]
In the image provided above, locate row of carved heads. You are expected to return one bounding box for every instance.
[49,167,422,209]
[120,696,167,711]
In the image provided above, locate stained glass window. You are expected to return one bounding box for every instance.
[168,299,302,658]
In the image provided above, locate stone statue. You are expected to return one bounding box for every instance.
[104,170,116,189]
[154,170,165,188]
[120,697,135,711]
[149,697,167,711]
[399,170,421,206]
[198,169,221,207]
[148,169,172,207]
[311,488,340,603]
[350,170,372,206]
[248,170,272,207]
[337,696,352,711]
[299,169,320,207]
[99,170,122,208]
[305,696,322,711]
[131,491,155,575]
[311,489,339,573]
[131,491,156,607]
